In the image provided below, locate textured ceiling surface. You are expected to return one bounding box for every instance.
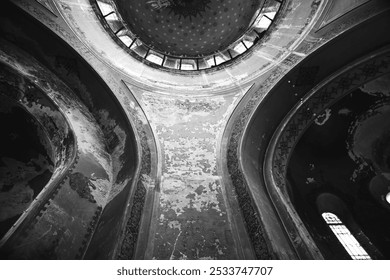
[114,0,262,57]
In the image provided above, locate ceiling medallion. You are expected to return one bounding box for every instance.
[147,0,212,19]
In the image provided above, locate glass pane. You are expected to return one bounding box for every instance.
[116,29,127,37]
[205,56,216,68]
[198,58,210,70]
[146,51,164,65]
[181,59,197,70]
[118,35,133,47]
[233,42,246,54]
[243,38,254,49]
[254,15,272,29]
[227,48,240,58]
[221,50,232,60]
[215,54,228,65]
[163,56,180,70]
[130,40,149,58]
[245,30,260,42]
[322,212,371,260]
[253,26,267,36]
[96,1,115,16]
[105,13,123,34]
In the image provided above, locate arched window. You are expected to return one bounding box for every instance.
[322,212,371,260]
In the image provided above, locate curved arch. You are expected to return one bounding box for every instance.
[50,0,326,93]
[263,49,390,259]
[90,0,285,71]
[229,4,390,259]
[0,90,73,242]
[0,2,144,259]
[0,45,78,254]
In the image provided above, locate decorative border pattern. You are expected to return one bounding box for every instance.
[224,1,390,259]
[117,117,151,260]
[297,1,384,56]
[117,181,147,259]
[90,0,285,71]
[226,51,299,258]
[0,62,79,257]
[271,51,390,201]
[76,204,103,259]
[14,0,156,259]
[226,74,290,259]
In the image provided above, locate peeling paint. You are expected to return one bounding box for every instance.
[126,86,248,259]
[0,40,115,259]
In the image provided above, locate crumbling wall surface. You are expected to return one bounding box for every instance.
[0,40,116,259]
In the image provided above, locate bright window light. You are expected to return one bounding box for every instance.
[255,16,272,29]
[118,35,133,47]
[163,57,180,69]
[264,12,277,20]
[243,39,254,49]
[322,212,371,260]
[181,63,195,70]
[215,55,227,65]
[96,1,115,16]
[233,42,246,54]
[146,53,164,65]
[181,59,197,70]
[206,57,215,67]
[105,13,119,22]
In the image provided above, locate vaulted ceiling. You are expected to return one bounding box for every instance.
[115,0,261,56]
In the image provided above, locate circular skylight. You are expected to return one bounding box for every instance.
[93,0,283,71]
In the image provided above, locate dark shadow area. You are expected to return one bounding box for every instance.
[0,2,139,259]
[238,6,390,259]
[288,81,390,259]
[0,97,54,239]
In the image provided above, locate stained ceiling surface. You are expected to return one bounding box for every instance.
[114,0,262,56]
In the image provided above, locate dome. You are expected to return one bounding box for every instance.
[95,0,281,71]
[114,0,261,57]
[3,0,390,263]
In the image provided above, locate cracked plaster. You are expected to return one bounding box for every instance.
[127,84,249,259]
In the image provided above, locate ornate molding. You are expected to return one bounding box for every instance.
[263,48,390,257]
[271,50,390,195]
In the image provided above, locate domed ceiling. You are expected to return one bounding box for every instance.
[114,0,262,57]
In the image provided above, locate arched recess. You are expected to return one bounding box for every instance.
[232,4,390,259]
[0,97,55,237]
[263,49,390,259]
[265,49,390,259]
[0,65,76,245]
[0,1,140,259]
